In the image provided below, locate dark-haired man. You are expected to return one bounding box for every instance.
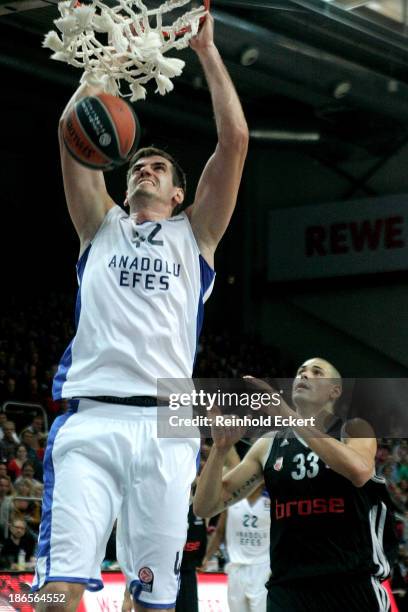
[0,518,36,570]
[33,14,248,612]
[195,358,395,612]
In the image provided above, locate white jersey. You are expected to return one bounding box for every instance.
[226,493,270,566]
[53,206,215,399]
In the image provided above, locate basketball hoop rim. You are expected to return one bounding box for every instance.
[46,0,212,101]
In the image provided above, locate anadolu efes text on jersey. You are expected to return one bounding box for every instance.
[53,206,215,399]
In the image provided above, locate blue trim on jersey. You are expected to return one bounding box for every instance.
[32,577,103,593]
[130,580,176,610]
[52,245,92,399]
[33,401,79,590]
[195,254,215,354]
[130,579,143,601]
[74,244,92,326]
[136,601,176,610]
[196,449,201,473]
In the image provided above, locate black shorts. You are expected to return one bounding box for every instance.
[175,569,198,612]
[267,575,390,612]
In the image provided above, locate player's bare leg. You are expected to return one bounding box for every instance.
[122,588,175,612]
[122,587,134,612]
[35,582,85,612]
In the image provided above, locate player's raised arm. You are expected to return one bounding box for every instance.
[188,15,249,267]
[199,511,226,571]
[59,83,115,252]
[194,435,267,518]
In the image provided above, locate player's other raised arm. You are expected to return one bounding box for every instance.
[59,83,115,252]
[189,15,249,267]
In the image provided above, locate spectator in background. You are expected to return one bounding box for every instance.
[4,378,19,403]
[0,474,13,497]
[0,414,7,440]
[0,518,36,570]
[9,479,41,537]
[20,429,37,458]
[380,461,400,487]
[397,445,408,482]
[20,429,44,481]
[0,370,6,403]
[27,365,37,380]
[397,480,408,509]
[1,420,19,445]
[0,476,13,534]
[8,355,21,381]
[7,445,28,481]
[32,482,44,505]
[0,422,19,462]
[24,415,47,452]
[0,463,8,479]
[27,378,42,404]
[376,445,391,468]
[14,461,42,488]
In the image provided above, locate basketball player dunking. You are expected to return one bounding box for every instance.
[32,14,248,612]
[194,358,394,611]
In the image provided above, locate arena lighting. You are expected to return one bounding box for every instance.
[240,46,260,66]
[250,129,321,142]
[323,0,371,8]
[333,80,352,98]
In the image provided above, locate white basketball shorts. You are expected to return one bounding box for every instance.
[32,399,200,609]
[226,562,270,612]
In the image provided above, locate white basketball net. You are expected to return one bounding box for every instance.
[43,0,206,100]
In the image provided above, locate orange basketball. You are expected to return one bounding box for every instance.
[62,93,140,170]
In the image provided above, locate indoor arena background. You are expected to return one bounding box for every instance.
[0,1,408,610]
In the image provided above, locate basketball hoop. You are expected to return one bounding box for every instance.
[43,0,210,101]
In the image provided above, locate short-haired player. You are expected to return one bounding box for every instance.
[33,14,248,612]
[195,358,393,611]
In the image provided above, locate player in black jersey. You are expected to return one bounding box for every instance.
[175,504,207,612]
[194,357,395,612]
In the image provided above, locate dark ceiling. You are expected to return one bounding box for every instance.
[2,0,408,164]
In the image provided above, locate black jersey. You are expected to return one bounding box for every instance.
[264,421,395,585]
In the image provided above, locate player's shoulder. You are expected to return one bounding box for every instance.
[166,212,189,224]
[247,433,277,468]
[101,203,127,225]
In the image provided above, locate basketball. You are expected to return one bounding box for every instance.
[62,93,140,171]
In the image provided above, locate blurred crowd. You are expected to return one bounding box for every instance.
[0,412,45,570]
[0,294,407,605]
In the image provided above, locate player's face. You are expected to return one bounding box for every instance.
[292,358,341,411]
[127,155,182,209]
